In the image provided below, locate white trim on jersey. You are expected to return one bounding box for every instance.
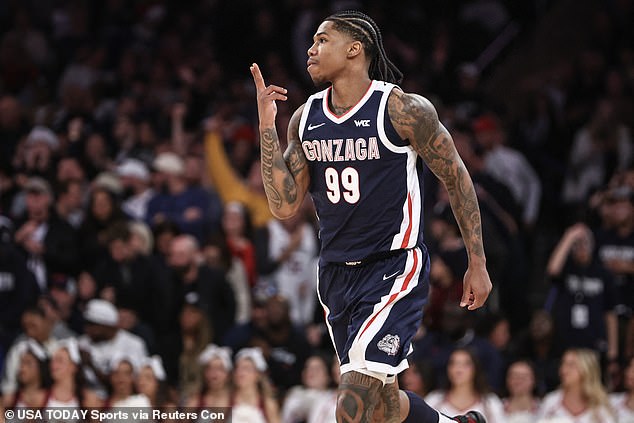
[298,93,321,140]
[340,247,423,375]
[375,84,422,251]
[322,80,377,124]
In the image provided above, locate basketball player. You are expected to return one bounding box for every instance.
[251,10,492,423]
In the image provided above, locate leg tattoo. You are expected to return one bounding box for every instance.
[336,371,383,423]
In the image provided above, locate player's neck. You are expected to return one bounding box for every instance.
[329,75,372,113]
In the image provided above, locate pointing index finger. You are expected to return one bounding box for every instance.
[250,63,266,92]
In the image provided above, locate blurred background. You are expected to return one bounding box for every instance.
[0,0,632,421]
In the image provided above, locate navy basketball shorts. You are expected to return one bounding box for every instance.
[317,246,430,376]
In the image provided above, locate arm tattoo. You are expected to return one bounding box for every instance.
[389,92,485,260]
[260,128,283,210]
[375,382,400,423]
[336,371,382,423]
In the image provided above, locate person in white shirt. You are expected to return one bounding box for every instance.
[609,356,634,423]
[77,299,148,375]
[503,359,541,423]
[117,159,154,221]
[281,354,333,423]
[425,348,505,423]
[538,348,616,423]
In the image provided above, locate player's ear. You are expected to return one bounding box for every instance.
[347,41,363,59]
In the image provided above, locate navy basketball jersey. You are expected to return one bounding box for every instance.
[299,80,425,263]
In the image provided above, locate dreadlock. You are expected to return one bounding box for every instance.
[325,10,403,84]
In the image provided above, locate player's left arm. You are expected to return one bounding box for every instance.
[388,90,492,310]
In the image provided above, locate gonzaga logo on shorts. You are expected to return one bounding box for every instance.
[377,334,400,356]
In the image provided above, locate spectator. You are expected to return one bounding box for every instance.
[508,310,560,395]
[255,211,318,326]
[136,356,175,409]
[281,353,333,423]
[203,127,273,229]
[425,348,505,423]
[104,353,150,408]
[609,356,634,421]
[472,114,542,229]
[178,293,213,399]
[146,152,214,243]
[502,360,540,423]
[307,355,340,423]
[77,299,148,376]
[14,177,78,291]
[231,347,281,423]
[47,338,101,408]
[545,223,619,361]
[538,348,616,422]
[1,340,51,409]
[222,201,258,288]
[167,235,236,342]
[203,231,251,325]
[116,158,154,222]
[0,216,38,353]
[184,344,232,408]
[562,99,633,209]
[222,295,270,353]
[93,222,169,340]
[258,295,311,393]
[54,179,85,228]
[78,185,128,271]
[1,307,58,398]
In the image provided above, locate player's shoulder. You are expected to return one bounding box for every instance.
[387,88,437,116]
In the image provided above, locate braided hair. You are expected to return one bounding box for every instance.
[325,10,403,84]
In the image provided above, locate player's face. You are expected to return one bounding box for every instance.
[307,21,353,85]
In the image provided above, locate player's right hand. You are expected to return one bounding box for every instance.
[250,63,288,127]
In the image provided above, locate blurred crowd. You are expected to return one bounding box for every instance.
[0,0,633,422]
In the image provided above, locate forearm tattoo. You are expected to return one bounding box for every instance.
[337,371,382,423]
[389,92,485,259]
[260,128,283,209]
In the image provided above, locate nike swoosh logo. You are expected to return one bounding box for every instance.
[307,122,325,130]
[382,270,400,280]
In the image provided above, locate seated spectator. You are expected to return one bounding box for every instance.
[146,152,214,243]
[77,299,148,377]
[104,353,150,408]
[78,185,128,270]
[502,360,540,423]
[255,210,318,326]
[0,215,39,352]
[222,294,269,353]
[538,348,616,422]
[609,356,634,421]
[2,340,51,409]
[231,347,281,423]
[93,222,169,340]
[178,294,213,400]
[1,307,58,398]
[14,177,78,291]
[184,344,232,408]
[425,348,505,423]
[167,235,236,342]
[306,355,339,423]
[222,201,258,288]
[203,230,251,325]
[116,158,154,222]
[281,353,333,423]
[136,356,175,409]
[258,294,311,393]
[47,338,101,407]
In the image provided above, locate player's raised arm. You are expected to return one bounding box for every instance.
[388,90,492,310]
[250,63,310,219]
